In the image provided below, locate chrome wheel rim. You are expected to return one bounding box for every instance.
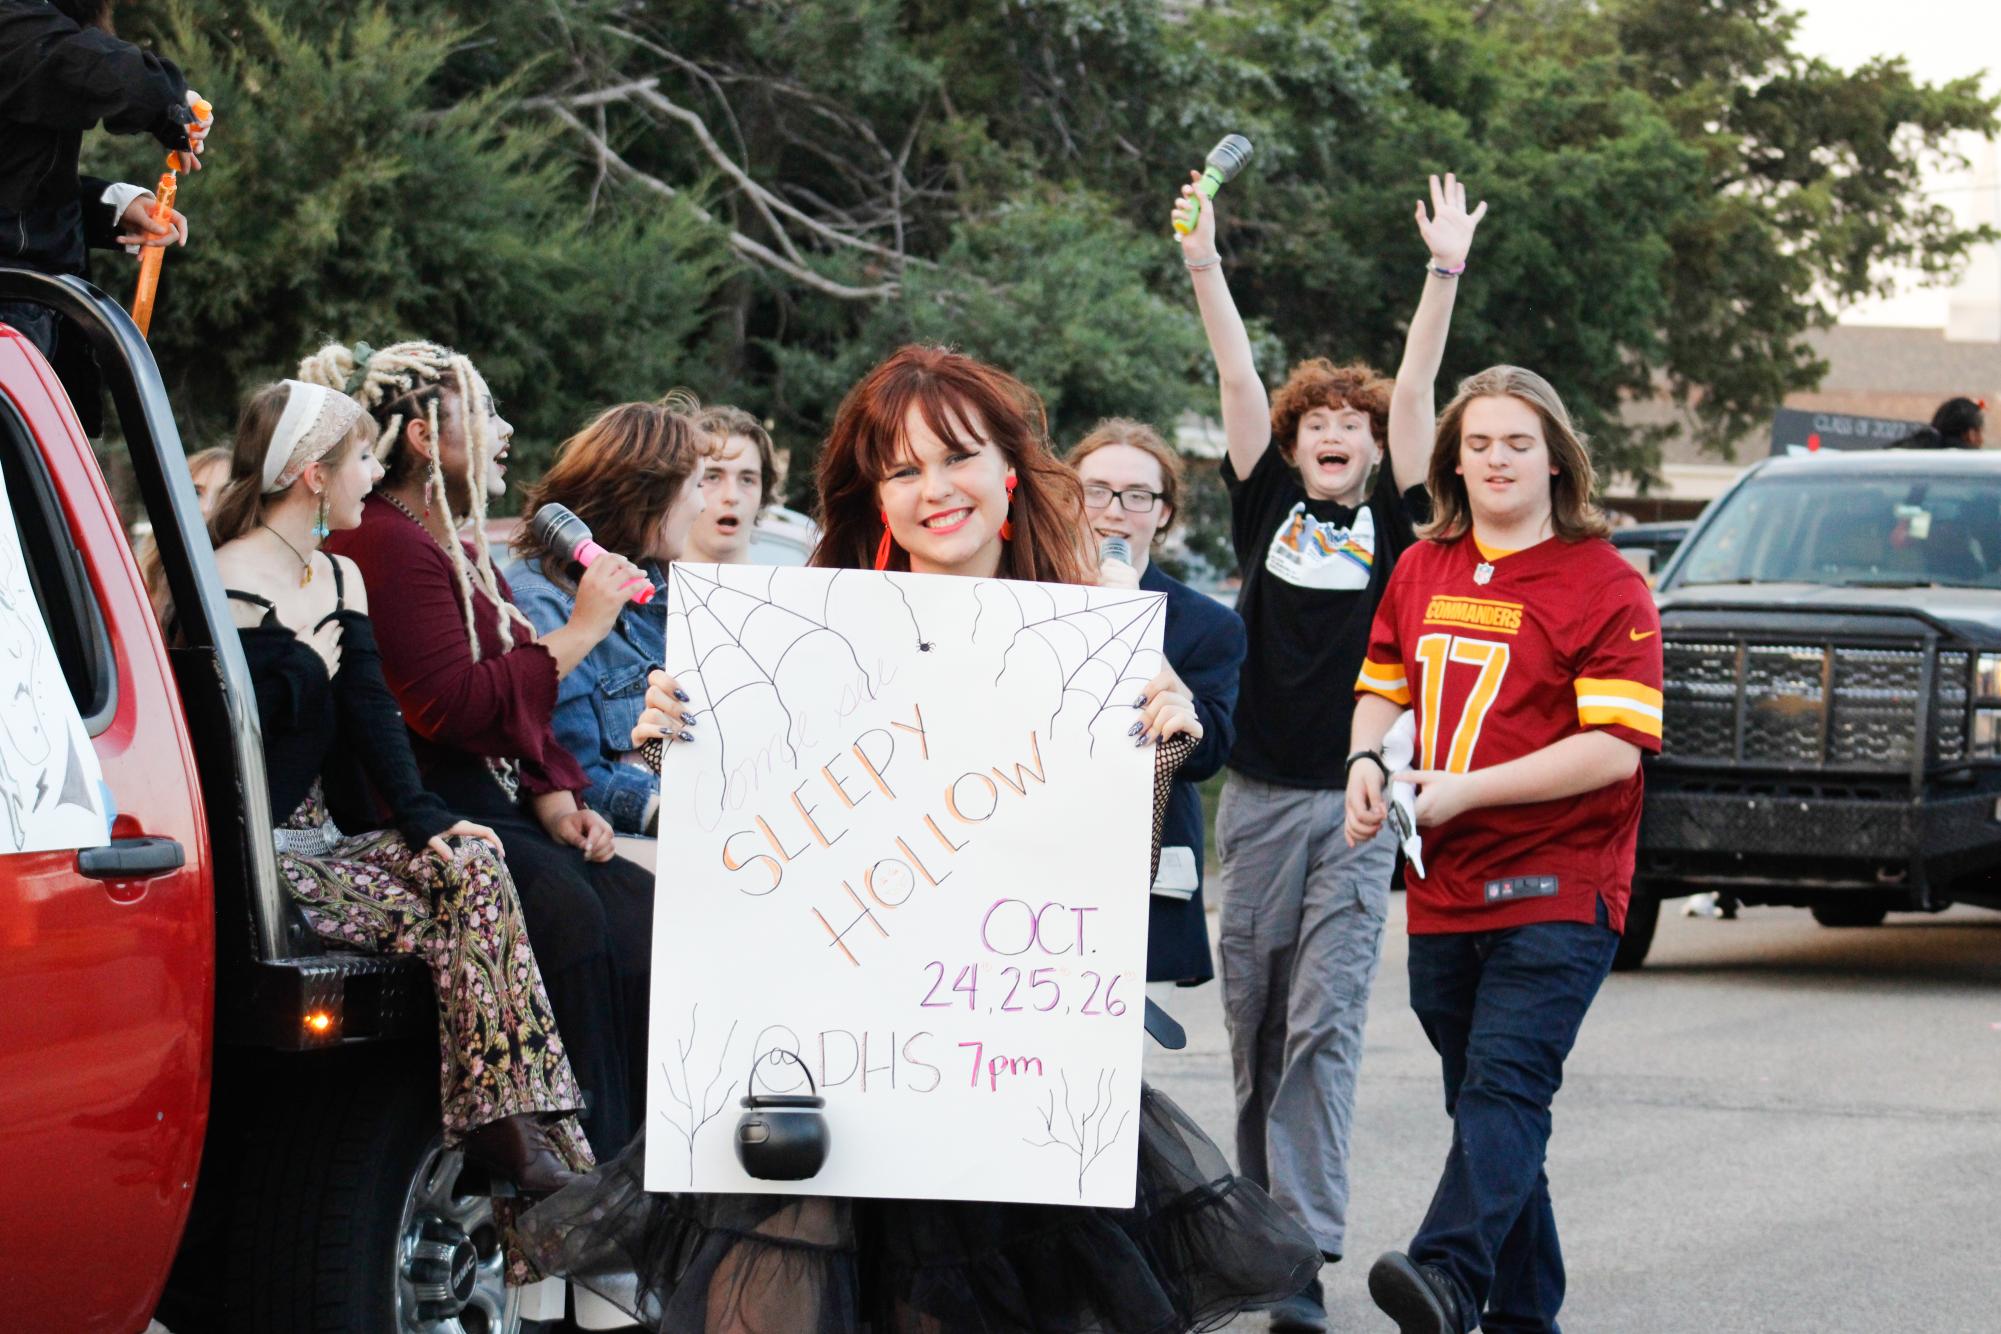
[393,1140,519,1334]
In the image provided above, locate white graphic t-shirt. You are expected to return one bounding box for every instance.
[1222,448,1426,787]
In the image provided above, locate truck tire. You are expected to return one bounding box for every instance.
[1811,903,1889,928]
[1611,892,1659,971]
[221,1048,524,1334]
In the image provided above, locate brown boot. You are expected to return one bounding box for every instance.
[461,1114,583,1197]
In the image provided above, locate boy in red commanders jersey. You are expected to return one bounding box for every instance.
[1346,365,1662,1334]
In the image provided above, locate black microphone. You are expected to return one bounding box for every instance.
[528,502,655,605]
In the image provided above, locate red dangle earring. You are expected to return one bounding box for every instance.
[875,511,894,571]
[999,473,1018,542]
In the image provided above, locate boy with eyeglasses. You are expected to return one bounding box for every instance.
[1069,419,1247,989]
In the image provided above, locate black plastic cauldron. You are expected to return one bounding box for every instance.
[735,1051,830,1181]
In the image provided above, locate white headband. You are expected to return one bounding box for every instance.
[260,380,366,494]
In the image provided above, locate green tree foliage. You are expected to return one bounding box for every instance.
[97,0,1994,523]
[98,2,732,454]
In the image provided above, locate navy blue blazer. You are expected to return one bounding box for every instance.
[1142,561,1247,985]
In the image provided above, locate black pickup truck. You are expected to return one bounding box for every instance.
[1620,450,2001,968]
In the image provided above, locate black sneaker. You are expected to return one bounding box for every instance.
[1268,1274,1327,1333]
[1367,1251,1462,1334]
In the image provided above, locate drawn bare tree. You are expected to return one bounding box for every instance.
[1023,1067,1132,1199]
[657,1004,742,1185]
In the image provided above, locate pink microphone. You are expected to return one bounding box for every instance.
[529,502,655,605]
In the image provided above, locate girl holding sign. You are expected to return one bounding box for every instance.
[521,346,1318,1333]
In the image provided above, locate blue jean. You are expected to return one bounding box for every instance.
[0,301,59,359]
[1405,901,1619,1334]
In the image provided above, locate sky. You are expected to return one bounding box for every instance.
[1791,0,2000,328]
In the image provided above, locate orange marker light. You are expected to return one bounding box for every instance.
[303,1010,335,1036]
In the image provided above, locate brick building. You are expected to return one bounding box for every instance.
[1609,324,2001,521]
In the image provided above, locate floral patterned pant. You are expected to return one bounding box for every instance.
[280,795,593,1110]
[278,791,597,1282]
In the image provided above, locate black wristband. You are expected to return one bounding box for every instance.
[1345,750,1391,783]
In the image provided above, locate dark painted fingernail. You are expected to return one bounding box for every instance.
[1132,694,1148,708]
[673,689,690,703]
[1134,732,1153,748]
[681,714,699,727]
[678,731,695,743]
[1128,721,1145,736]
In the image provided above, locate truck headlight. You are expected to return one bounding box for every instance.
[1975,709,2001,758]
[1977,654,2001,700]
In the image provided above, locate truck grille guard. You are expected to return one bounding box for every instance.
[1656,606,1975,789]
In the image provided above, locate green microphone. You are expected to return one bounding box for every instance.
[1174,134,1255,236]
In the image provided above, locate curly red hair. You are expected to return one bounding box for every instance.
[1269,358,1391,465]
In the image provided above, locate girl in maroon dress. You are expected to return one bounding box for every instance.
[301,339,658,1160]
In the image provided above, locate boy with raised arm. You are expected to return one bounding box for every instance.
[1174,172,1484,1330]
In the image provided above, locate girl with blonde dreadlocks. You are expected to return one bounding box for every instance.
[305,339,656,1160]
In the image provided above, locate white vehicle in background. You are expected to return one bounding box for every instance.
[746,503,818,564]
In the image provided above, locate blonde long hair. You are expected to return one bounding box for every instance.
[1418,365,1611,544]
[296,340,533,659]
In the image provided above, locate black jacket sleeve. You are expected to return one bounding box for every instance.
[76,173,119,249]
[0,4,189,143]
[1175,603,1247,785]
[331,611,458,849]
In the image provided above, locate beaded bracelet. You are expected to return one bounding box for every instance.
[1428,259,1467,279]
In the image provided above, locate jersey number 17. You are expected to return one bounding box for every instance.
[1414,632,1512,774]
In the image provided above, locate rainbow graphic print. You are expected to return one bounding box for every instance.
[1264,502,1376,591]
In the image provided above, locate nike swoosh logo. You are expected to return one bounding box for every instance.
[1630,628,1657,641]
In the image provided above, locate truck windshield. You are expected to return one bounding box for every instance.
[1673,472,2001,590]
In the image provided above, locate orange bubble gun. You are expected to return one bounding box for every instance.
[130,97,212,339]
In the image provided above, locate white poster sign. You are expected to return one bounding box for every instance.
[0,460,108,854]
[647,564,1166,1206]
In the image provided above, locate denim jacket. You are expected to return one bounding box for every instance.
[503,557,669,834]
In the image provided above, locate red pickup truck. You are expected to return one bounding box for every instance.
[0,272,555,1333]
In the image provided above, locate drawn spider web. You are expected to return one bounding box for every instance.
[974,583,1167,749]
[664,567,885,781]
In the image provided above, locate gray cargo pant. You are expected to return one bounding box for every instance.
[1216,771,1394,1259]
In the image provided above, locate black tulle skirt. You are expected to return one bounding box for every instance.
[517,1083,1317,1333]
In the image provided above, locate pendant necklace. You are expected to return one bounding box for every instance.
[260,522,315,588]
[379,491,428,533]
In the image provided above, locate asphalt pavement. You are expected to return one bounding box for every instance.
[1144,898,2001,1333]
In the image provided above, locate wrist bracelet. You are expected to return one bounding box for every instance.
[1427,259,1466,278]
[1185,254,1222,272]
[1345,749,1391,783]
